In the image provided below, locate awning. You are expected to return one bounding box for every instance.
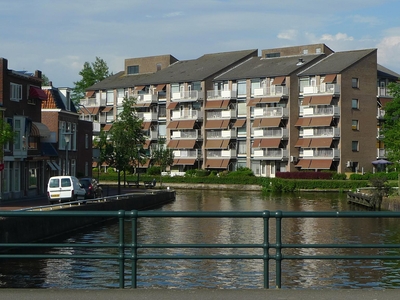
[302,96,312,105]
[173,158,196,166]
[259,97,281,103]
[41,142,58,156]
[86,90,95,98]
[155,84,166,91]
[323,74,337,83]
[272,76,285,85]
[52,161,61,171]
[310,138,333,148]
[247,98,261,107]
[379,98,392,108]
[205,100,224,109]
[205,119,230,129]
[31,122,51,138]
[167,102,179,109]
[309,159,332,169]
[134,102,151,107]
[29,86,47,100]
[295,117,312,127]
[206,159,230,169]
[167,121,180,129]
[168,140,179,148]
[143,140,151,149]
[260,117,281,127]
[294,138,312,148]
[81,107,99,115]
[295,159,311,168]
[103,124,112,131]
[233,119,246,128]
[47,161,57,171]
[205,139,229,149]
[134,85,145,90]
[142,122,152,130]
[177,120,196,129]
[102,106,113,113]
[177,140,196,149]
[310,95,333,105]
[260,138,281,148]
[309,116,332,126]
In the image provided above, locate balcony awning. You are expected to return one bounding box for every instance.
[309,116,332,126]
[302,96,312,105]
[82,107,99,115]
[323,74,337,83]
[206,159,230,169]
[205,119,230,129]
[143,140,151,149]
[177,120,196,129]
[310,95,333,105]
[103,124,113,131]
[134,85,145,90]
[233,119,246,128]
[142,121,152,130]
[31,122,51,138]
[379,98,392,108]
[173,159,196,166]
[155,84,166,91]
[205,100,230,109]
[102,106,113,113]
[134,102,151,107]
[294,138,312,148]
[167,121,179,129]
[310,138,333,148]
[205,139,229,149]
[168,140,179,148]
[309,159,332,169]
[295,159,311,168]
[177,140,196,149]
[247,98,261,107]
[29,86,47,100]
[272,76,285,85]
[295,117,312,127]
[253,138,281,148]
[86,90,95,98]
[167,102,179,109]
[259,97,281,103]
[253,117,281,128]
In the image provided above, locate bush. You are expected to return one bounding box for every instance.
[276,171,332,180]
[349,171,399,181]
[147,166,161,175]
[227,167,254,177]
[107,167,115,174]
[184,169,197,177]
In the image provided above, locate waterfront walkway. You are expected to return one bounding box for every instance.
[3,288,400,300]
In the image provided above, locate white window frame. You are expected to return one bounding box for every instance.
[10,83,22,101]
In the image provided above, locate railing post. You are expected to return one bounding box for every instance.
[275,210,283,288]
[130,210,138,288]
[263,210,270,289]
[118,210,125,288]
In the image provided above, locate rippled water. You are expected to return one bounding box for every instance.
[2,190,400,289]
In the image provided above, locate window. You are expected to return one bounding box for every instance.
[352,120,359,130]
[106,90,114,105]
[352,78,359,88]
[85,134,89,149]
[352,99,359,109]
[29,162,37,188]
[156,63,162,71]
[352,141,359,152]
[127,65,139,74]
[237,140,247,155]
[10,83,22,101]
[316,47,322,54]
[237,80,247,97]
[265,52,280,58]
[303,49,309,54]
[237,102,247,116]
[250,79,261,95]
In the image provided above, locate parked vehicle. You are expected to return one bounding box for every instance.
[47,176,86,204]
[79,178,103,199]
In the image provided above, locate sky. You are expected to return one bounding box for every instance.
[1,0,400,88]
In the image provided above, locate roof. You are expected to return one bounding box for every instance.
[86,71,153,90]
[298,49,377,76]
[215,54,323,81]
[132,49,258,85]
[41,88,77,113]
[378,64,400,80]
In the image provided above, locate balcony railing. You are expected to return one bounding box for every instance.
[80,97,106,107]
[206,109,235,119]
[253,128,288,138]
[253,86,289,97]
[171,110,203,120]
[252,148,288,160]
[137,93,158,103]
[378,87,394,97]
[144,130,158,140]
[93,122,101,133]
[171,90,204,101]
[377,108,385,119]
[252,107,288,118]
[300,105,340,117]
[302,83,340,95]
[206,90,237,100]
[136,112,158,122]
[207,129,236,139]
[207,149,236,158]
[300,148,339,159]
[300,127,340,138]
[377,148,386,159]
[171,130,199,139]
[173,149,199,158]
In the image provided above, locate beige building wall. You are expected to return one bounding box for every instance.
[124,55,178,74]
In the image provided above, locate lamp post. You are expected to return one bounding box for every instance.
[64,133,71,176]
[136,145,141,185]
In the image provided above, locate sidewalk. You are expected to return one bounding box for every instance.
[2,288,399,300]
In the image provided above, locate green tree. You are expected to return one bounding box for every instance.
[382,82,400,169]
[41,74,50,86]
[151,138,174,187]
[0,120,13,160]
[102,97,145,194]
[72,57,111,104]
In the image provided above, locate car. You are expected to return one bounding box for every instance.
[47,176,86,204]
[79,178,103,199]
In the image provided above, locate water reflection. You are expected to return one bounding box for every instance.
[1,190,400,289]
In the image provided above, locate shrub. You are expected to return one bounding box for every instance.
[227,167,254,177]
[107,167,115,174]
[184,169,197,177]
[147,166,161,175]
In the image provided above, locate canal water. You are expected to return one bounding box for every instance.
[2,189,400,289]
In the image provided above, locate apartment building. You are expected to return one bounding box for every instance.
[80,44,399,176]
[0,58,50,200]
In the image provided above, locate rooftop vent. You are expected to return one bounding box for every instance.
[296,58,304,66]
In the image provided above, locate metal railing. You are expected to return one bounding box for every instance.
[1,210,400,289]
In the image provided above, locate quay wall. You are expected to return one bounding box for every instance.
[0,190,175,244]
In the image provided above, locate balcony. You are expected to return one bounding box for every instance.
[206,109,235,119]
[300,127,340,138]
[93,122,101,133]
[378,87,394,97]
[207,129,236,139]
[144,130,158,140]
[253,128,288,138]
[171,110,203,120]
[252,148,288,160]
[206,90,237,100]
[171,130,200,139]
[300,105,340,117]
[377,108,385,119]
[171,90,204,102]
[302,83,340,95]
[377,148,386,159]
[300,148,339,159]
[80,96,106,107]
[137,93,158,103]
[136,112,158,122]
[252,107,288,118]
[207,149,236,158]
[173,149,199,159]
[253,86,289,97]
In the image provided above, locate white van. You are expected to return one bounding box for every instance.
[47,176,86,204]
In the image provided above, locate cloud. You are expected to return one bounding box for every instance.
[376,30,400,70]
[352,15,380,26]
[164,11,184,18]
[320,33,354,41]
[278,30,298,40]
